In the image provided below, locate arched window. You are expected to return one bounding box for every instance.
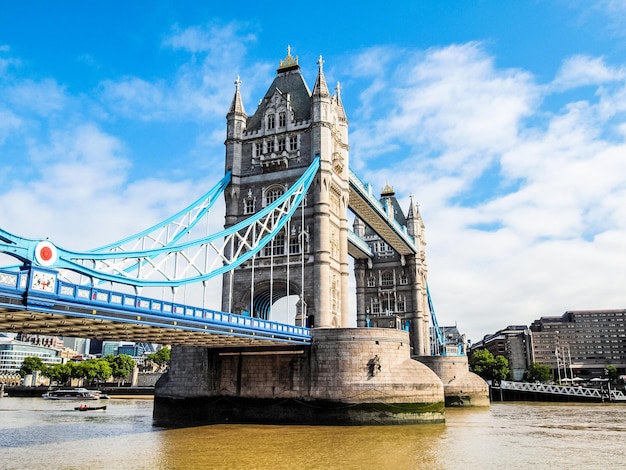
[267,114,275,130]
[265,186,284,206]
[381,271,394,287]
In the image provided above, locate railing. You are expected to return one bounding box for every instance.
[498,381,626,402]
[0,267,311,341]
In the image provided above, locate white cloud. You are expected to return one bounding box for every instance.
[343,43,626,340]
[552,55,625,91]
[100,22,263,122]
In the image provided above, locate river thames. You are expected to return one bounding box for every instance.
[1,397,625,469]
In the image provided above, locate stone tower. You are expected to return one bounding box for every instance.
[222,49,350,328]
[354,187,431,356]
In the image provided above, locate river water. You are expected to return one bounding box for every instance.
[1,397,625,469]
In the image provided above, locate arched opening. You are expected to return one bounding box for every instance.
[244,280,306,325]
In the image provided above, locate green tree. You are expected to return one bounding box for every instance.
[19,356,46,377]
[105,354,136,384]
[146,347,171,368]
[43,363,74,386]
[75,359,112,385]
[523,362,553,383]
[469,349,510,384]
[605,365,619,382]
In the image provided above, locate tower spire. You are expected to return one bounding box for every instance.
[312,55,330,98]
[228,76,246,117]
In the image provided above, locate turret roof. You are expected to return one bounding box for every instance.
[246,48,312,130]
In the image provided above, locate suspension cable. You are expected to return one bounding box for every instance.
[286,221,290,323]
[250,224,256,317]
[300,197,305,327]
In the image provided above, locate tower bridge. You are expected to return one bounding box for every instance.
[0,49,488,424]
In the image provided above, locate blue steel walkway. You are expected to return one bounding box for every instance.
[0,266,310,347]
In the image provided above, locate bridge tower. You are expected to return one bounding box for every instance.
[354,188,431,356]
[222,49,350,328]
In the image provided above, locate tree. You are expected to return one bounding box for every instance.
[146,347,170,369]
[105,354,136,384]
[75,359,112,386]
[19,356,46,377]
[469,349,511,384]
[523,362,552,383]
[43,363,74,386]
[605,365,619,382]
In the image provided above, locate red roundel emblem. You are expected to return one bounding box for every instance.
[40,246,53,262]
[35,241,58,267]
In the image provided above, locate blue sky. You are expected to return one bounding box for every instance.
[1,1,626,341]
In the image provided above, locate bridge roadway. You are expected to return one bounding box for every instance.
[0,267,310,348]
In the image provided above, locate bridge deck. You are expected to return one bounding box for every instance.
[0,268,311,348]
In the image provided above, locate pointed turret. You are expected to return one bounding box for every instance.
[227,76,246,118]
[406,193,425,247]
[312,55,331,98]
[225,76,247,175]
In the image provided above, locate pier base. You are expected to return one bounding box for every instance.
[154,328,445,426]
[416,356,490,407]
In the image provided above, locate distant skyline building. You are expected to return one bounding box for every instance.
[101,341,120,357]
[0,336,62,373]
[530,309,626,379]
[63,337,90,356]
[473,310,626,380]
[471,325,533,381]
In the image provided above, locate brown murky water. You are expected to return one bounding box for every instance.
[1,398,625,469]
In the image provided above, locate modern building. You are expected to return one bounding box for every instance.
[101,341,120,357]
[63,337,90,356]
[0,335,62,374]
[530,309,626,379]
[471,326,533,381]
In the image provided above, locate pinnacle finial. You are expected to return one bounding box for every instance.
[318,55,324,70]
[278,45,299,70]
[235,75,241,90]
[335,81,341,98]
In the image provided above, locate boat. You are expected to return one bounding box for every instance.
[42,388,100,400]
[75,404,107,411]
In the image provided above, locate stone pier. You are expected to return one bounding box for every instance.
[416,355,489,407]
[154,328,445,426]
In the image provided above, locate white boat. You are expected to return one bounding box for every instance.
[42,388,100,400]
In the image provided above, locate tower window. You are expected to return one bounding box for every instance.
[381,271,394,287]
[267,114,275,130]
[400,272,408,285]
[289,236,300,254]
[367,277,375,287]
[267,139,274,154]
[263,233,285,257]
[278,138,286,152]
[290,136,298,151]
[265,187,284,206]
[243,197,255,214]
[279,112,286,127]
[255,143,262,157]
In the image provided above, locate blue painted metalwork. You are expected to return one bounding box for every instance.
[0,266,310,344]
[427,283,446,356]
[0,158,320,288]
